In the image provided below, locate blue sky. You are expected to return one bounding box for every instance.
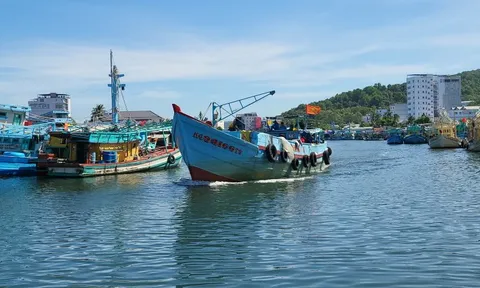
[1,0,479,122]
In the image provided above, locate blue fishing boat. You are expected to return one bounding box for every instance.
[172,91,332,182]
[403,125,427,144]
[37,50,182,177]
[0,104,56,176]
[386,128,404,145]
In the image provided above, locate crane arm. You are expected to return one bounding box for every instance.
[212,90,275,126]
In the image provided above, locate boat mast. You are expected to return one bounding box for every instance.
[108,50,125,125]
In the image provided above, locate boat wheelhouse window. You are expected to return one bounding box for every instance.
[12,138,20,143]
[0,112,6,119]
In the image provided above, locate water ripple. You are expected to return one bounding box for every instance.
[1,141,480,286]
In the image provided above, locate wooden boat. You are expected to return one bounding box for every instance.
[37,51,182,177]
[467,111,480,152]
[171,91,332,182]
[404,125,427,144]
[386,128,403,145]
[0,107,58,176]
[429,111,460,149]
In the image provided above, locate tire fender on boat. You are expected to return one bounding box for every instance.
[291,158,300,170]
[328,147,332,156]
[302,155,310,168]
[309,152,317,167]
[280,150,289,163]
[265,144,277,163]
[323,149,330,165]
[167,154,176,165]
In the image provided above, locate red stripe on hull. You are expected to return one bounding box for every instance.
[188,165,238,182]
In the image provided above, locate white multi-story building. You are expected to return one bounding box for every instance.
[406,74,461,119]
[406,74,435,118]
[28,93,71,118]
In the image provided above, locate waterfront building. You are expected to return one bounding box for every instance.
[102,110,165,123]
[448,106,480,120]
[407,74,461,119]
[28,92,72,118]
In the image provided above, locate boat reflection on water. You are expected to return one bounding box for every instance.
[171,177,319,286]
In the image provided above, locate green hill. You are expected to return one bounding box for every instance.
[281,69,480,129]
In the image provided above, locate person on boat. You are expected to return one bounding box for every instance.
[279,121,287,130]
[269,121,280,131]
[228,119,241,131]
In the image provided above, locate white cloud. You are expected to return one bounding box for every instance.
[0,0,479,119]
[134,89,182,100]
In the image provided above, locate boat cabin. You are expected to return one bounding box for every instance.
[433,125,456,138]
[0,104,30,125]
[45,128,174,164]
[0,134,42,154]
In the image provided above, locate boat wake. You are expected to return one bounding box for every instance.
[174,176,315,187]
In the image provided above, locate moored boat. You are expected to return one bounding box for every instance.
[386,128,404,145]
[467,111,480,152]
[428,110,460,149]
[403,125,427,144]
[0,105,57,176]
[171,91,332,182]
[37,50,182,177]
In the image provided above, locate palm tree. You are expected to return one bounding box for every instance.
[406,115,415,125]
[91,104,106,122]
[393,114,400,127]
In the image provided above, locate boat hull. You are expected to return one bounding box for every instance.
[172,106,330,182]
[404,134,427,144]
[428,135,460,149]
[0,163,37,176]
[467,141,480,152]
[39,149,182,177]
[387,135,404,145]
[0,153,38,176]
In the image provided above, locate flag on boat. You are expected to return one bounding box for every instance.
[306,104,321,115]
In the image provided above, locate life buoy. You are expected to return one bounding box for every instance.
[323,149,330,165]
[280,150,289,163]
[167,154,176,165]
[309,152,317,166]
[265,144,277,163]
[328,147,332,156]
[302,155,310,168]
[291,158,300,170]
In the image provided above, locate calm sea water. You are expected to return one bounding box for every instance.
[1,141,480,287]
